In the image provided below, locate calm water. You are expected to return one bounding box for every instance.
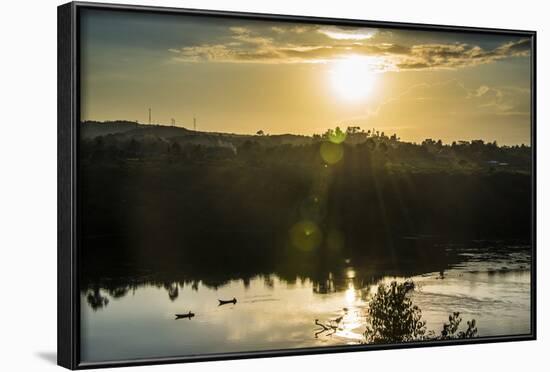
[80,245,531,362]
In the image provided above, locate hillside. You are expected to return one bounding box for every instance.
[80,121,531,175]
[80,120,312,147]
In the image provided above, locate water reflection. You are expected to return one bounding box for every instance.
[85,287,109,311]
[80,245,531,362]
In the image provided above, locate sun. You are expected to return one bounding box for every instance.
[329,55,378,102]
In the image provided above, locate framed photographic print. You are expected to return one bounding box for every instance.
[58,1,536,369]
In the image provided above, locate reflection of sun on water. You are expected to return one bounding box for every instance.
[335,278,365,342]
[329,55,378,102]
[345,282,356,304]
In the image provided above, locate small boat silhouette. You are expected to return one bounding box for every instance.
[175,311,195,319]
[218,297,237,306]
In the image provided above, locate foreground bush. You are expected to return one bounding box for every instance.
[365,280,478,344]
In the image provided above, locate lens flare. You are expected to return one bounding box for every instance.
[320,142,344,164]
[289,220,323,251]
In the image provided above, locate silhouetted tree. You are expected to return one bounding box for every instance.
[170,141,181,155]
[439,312,478,339]
[365,281,478,344]
[365,281,426,343]
[126,138,141,158]
[86,287,109,311]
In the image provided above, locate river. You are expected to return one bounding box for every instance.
[80,244,531,362]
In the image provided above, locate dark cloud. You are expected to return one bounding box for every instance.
[396,39,530,70]
[168,23,530,71]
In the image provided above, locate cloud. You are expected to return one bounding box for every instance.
[470,85,530,116]
[168,25,531,71]
[472,85,490,97]
[396,39,531,70]
[318,26,377,40]
[495,38,531,56]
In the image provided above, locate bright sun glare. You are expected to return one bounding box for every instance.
[330,56,378,102]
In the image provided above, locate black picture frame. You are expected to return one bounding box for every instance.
[58,1,537,369]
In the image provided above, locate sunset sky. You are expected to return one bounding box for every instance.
[80,9,532,145]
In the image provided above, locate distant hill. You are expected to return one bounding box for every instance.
[80,120,313,147]
[81,121,143,139]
